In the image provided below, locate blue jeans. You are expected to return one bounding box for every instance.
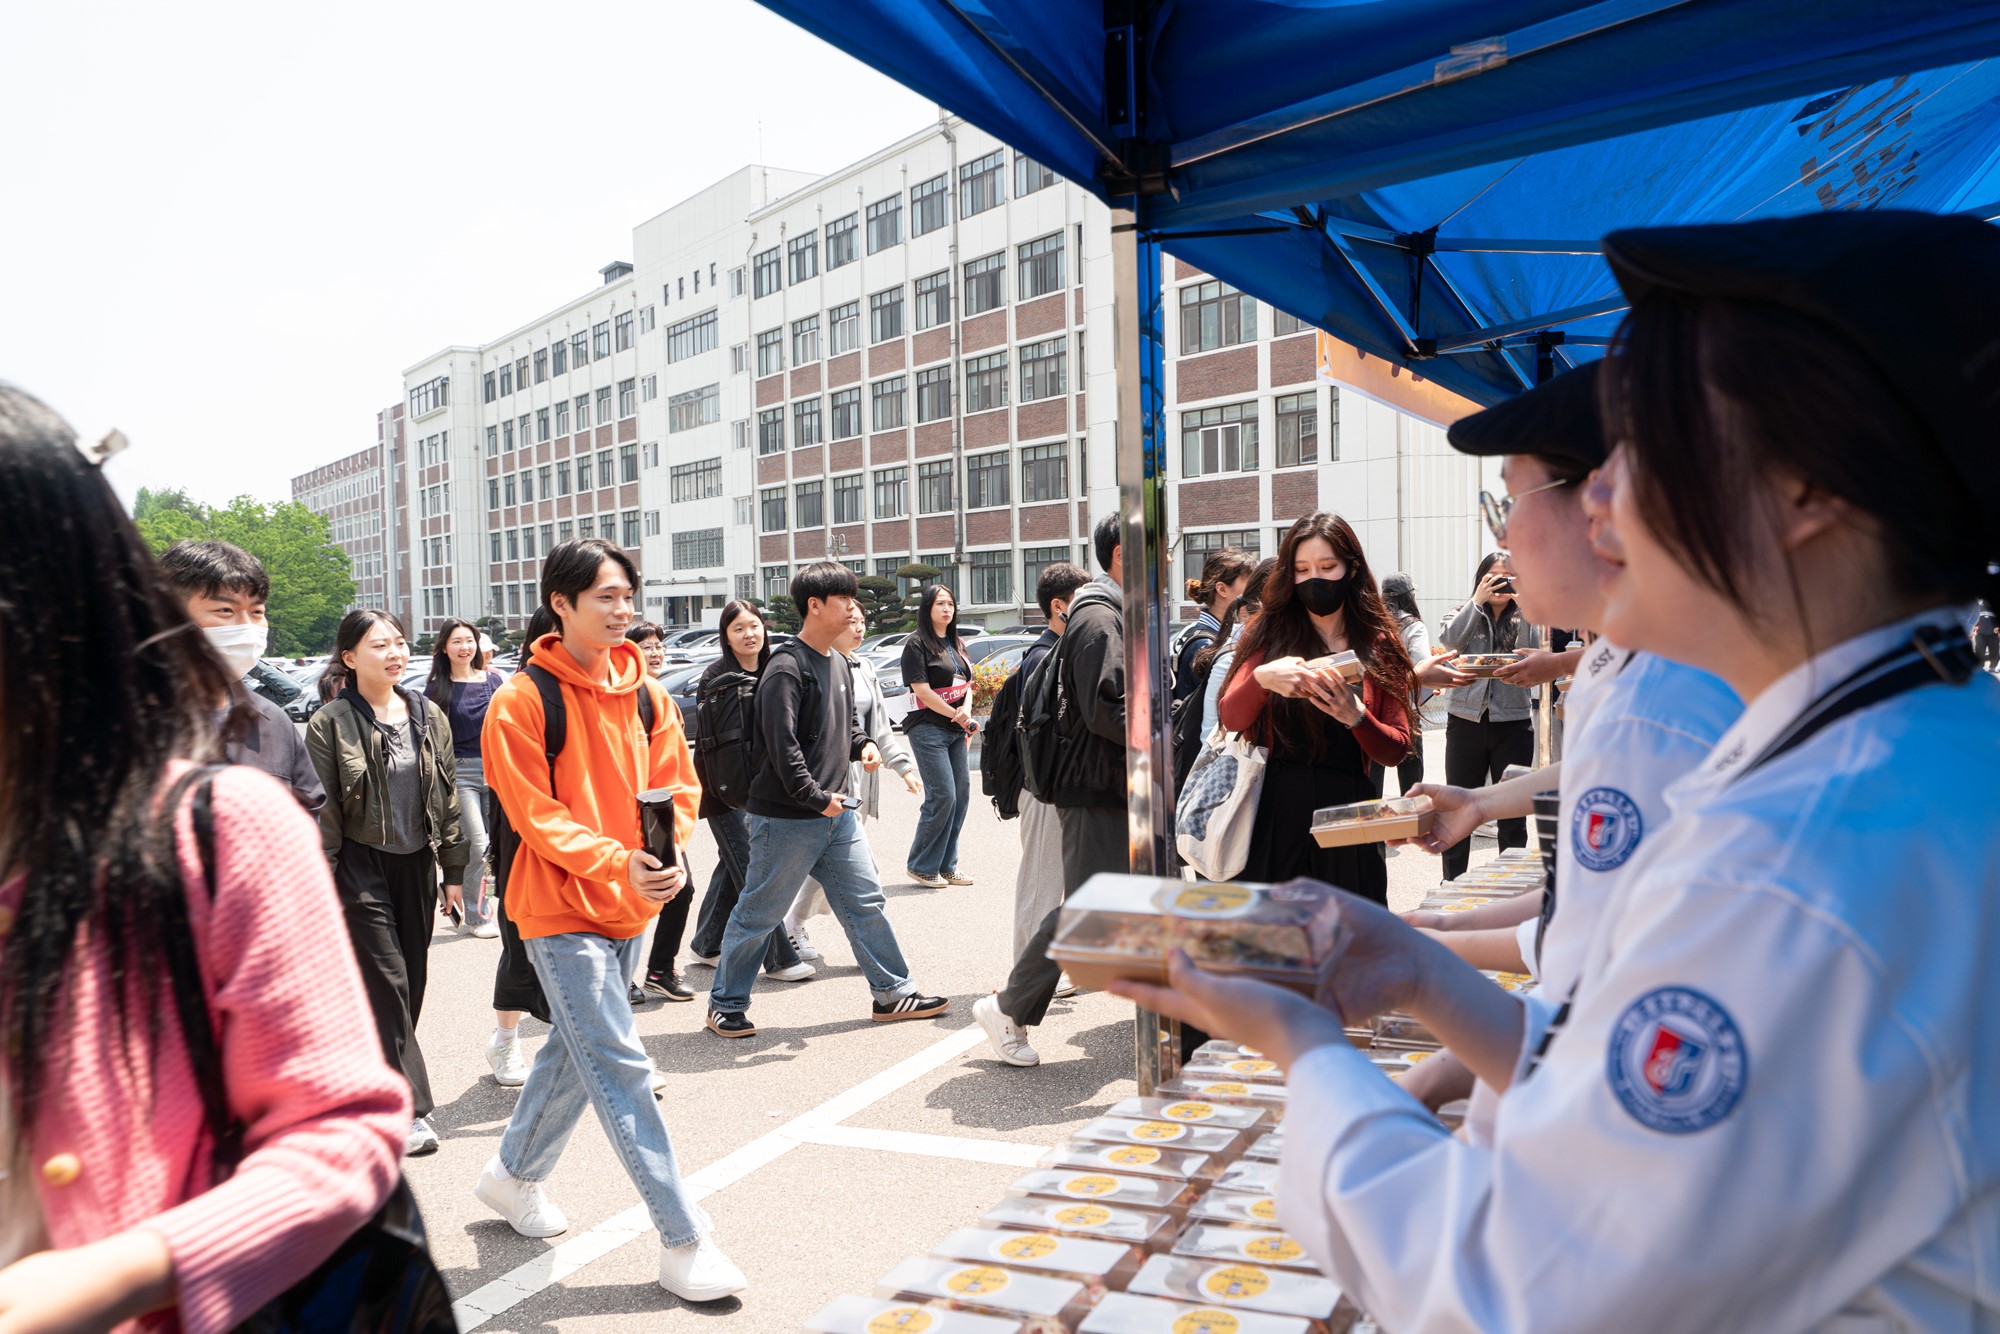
[688,808,799,971]
[456,755,493,925]
[500,931,703,1246]
[709,811,916,1015]
[904,723,970,878]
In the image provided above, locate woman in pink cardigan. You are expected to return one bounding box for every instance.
[0,386,409,1334]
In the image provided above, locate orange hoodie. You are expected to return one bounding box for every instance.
[482,634,701,941]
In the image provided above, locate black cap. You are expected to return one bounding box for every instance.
[1601,210,2000,561]
[1447,360,1605,470]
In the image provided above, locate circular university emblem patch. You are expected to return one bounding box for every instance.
[1571,786,1644,871]
[1606,986,1747,1133]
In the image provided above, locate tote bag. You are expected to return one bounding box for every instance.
[1174,726,1267,881]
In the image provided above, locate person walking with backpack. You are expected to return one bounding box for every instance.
[675,599,812,990]
[900,584,977,888]
[706,562,950,1039]
[1174,546,1256,706]
[307,609,468,1159]
[474,539,746,1303]
[974,517,1129,1068]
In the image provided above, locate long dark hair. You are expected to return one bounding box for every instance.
[717,598,770,672]
[1195,557,1276,677]
[913,583,965,665]
[320,608,410,699]
[0,385,240,1131]
[1231,513,1413,751]
[1470,551,1523,649]
[424,617,485,707]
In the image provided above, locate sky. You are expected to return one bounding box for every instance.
[0,0,938,510]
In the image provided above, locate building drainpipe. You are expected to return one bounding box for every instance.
[941,114,967,577]
[744,228,760,599]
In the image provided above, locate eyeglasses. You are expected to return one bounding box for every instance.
[1479,478,1574,543]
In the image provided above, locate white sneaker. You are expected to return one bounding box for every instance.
[405,1116,440,1156]
[474,1160,570,1238]
[973,995,1040,1067]
[471,918,501,939]
[907,869,948,889]
[785,916,822,961]
[766,960,816,982]
[487,1033,528,1087]
[1053,974,1080,1000]
[658,1234,747,1302]
[686,949,720,967]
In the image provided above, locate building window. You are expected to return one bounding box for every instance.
[555,399,571,435]
[758,408,785,454]
[969,548,1011,605]
[730,265,747,297]
[1183,529,1262,582]
[507,585,521,616]
[671,458,723,502]
[916,365,952,423]
[874,466,908,519]
[552,340,568,375]
[794,479,824,528]
[966,450,1009,508]
[913,271,951,331]
[533,348,548,383]
[866,195,902,253]
[519,469,534,503]
[732,418,751,451]
[1273,309,1312,337]
[571,330,590,366]
[520,526,535,560]
[1276,391,1317,467]
[1022,544,1067,596]
[733,496,753,526]
[538,464,552,497]
[577,515,593,538]
[793,398,822,447]
[502,420,515,453]
[668,384,721,433]
[643,510,662,537]
[832,472,864,524]
[963,252,1005,317]
[596,386,613,424]
[1019,337,1066,402]
[1021,442,1068,502]
[498,364,513,396]
[753,246,782,298]
[1181,401,1259,475]
[792,314,820,365]
[830,387,862,440]
[641,374,658,402]
[517,356,530,389]
[673,527,725,568]
[615,311,635,351]
[788,230,819,283]
[965,352,1008,413]
[1018,233,1064,300]
[911,174,949,235]
[485,425,499,457]
[619,444,639,483]
[411,375,450,417]
[756,328,784,377]
[487,479,500,510]
[917,458,954,513]
[870,288,904,343]
[575,454,591,490]
[828,301,859,357]
[1180,280,1258,354]
[483,371,496,403]
[505,529,519,560]
[557,460,571,495]
[639,306,656,334]
[593,321,612,358]
[730,342,749,375]
[826,213,858,268]
[560,520,574,541]
[536,407,550,441]
[959,147,1006,215]
[621,510,641,547]
[575,393,591,430]
[762,565,788,599]
[871,376,906,431]
[1016,154,1058,196]
[760,486,787,530]
[666,310,719,362]
[490,533,502,562]
[618,378,637,418]
[921,553,959,597]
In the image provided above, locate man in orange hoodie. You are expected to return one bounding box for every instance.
[471,539,747,1303]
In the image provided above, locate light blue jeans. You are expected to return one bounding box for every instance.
[456,755,494,926]
[500,931,703,1246]
[708,811,917,1015]
[904,723,970,878]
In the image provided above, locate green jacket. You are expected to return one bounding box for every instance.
[305,686,469,884]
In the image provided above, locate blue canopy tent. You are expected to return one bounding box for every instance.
[754,0,2000,1082]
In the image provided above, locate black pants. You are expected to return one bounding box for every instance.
[1000,803,1125,1029]
[645,854,696,979]
[1396,746,1424,796]
[335,841,437,1118]
[1441,714,1535,878]
[1981,636,1999,671]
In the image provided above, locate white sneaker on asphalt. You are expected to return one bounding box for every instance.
[487,1033,528,1087]
[973,994,1040,1067]
[471,918,501,939]
[766,960,816,982]
[405,1116,440,1156]
[474,1159,569,1238]
[658,1234,748,1302]
[784,915,822,961]
[906,869,948,889]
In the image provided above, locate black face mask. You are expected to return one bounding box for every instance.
[1295,575,1349,617]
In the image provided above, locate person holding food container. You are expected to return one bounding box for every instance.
[1117,210,2000,1333]
[1437,552,1543,876]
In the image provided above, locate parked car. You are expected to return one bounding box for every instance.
[965,634,1036,665]
[663,627,719,649]
[243,660,314,724]
[664,662,707,737]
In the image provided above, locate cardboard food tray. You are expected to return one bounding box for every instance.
[1455,652,1524,677]
[1050,946,1336,997]
[1310,808,1433,848]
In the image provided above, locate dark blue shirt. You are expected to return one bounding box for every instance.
[446,671,503,759]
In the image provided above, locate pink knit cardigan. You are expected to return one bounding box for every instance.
[6,764,410,1333]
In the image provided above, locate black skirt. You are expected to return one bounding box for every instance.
[1238,752,1388,904]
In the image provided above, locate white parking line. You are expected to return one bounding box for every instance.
[451,1024,989,1330]
[794,1122,1047,1166]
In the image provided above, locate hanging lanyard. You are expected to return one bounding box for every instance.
[1520,623,1977,1082]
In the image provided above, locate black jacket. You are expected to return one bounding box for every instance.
[747,641,868,820]
[1049,577,1127,810]
[694,652,760,821]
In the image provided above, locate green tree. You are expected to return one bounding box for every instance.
[759,594,802,633]
[894,561,942,628]
[475,615,518,653]
[856,575,909,634]
[135,492,356,657]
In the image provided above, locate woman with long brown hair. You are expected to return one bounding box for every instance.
[1215,511,1413,900]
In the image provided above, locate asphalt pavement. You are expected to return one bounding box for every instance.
[403,725,1496,1332]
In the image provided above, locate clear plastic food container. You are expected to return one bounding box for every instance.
[1048,875,1348,994]
[1071,1116,1247,1165]
[1079,1291,1317,1333]
[1454,652,1525,676]
[876,1257,1089,1332]
[1243,1129,1283,1161]
[807,1293,1024,1333]
[933,1228,1140,1299]
[1303,650,1362,683]
[1172,1225,1321,1273]
[1369,1013,1440,1050]
[1105,1095,1269,1133]
[1155,1077,1289,1122]
[1127,1255,1342,1327]
[1041,1139,1214,1182]
[982,1198,1178,1252]
[1309,797,1434,849]
[1006,1168,1200,1217]
[1188,1189,1285,1228]
[1211,1159,1281,1197]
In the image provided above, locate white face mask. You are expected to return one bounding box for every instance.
[204,622,269,679]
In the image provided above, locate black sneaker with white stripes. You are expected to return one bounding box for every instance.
[706,1009,756,1038]
[871,993,951,1024]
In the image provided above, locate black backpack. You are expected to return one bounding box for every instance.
[487,663,659,1021]
[980,659,1030,819]
[1170,650,1220,790]
[1016,637,1067,802]
[743,640,826,784]
[693,665,760,811]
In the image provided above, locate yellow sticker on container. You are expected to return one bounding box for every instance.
[1059,1174,1121,1198]
[1201,1264,1273,1302]
[867,1308,936,1334]
[1244,1234,1305,1264]
[1173,1311,1241,1334]
[1106,1145,1162,1167]
[943,1266,1011,1297]
[1226,1059,1277,1076]
[1198,1082,1251,1096]
[996,1233,1061,1263]
[1403,1050,1434,1064]
[1128,1119,1188,1142]
[1248,1197,1279,1222]
[1053,1204,1113,1228]
[1162,1100,1218,1121]
[1172,883,1255,916]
